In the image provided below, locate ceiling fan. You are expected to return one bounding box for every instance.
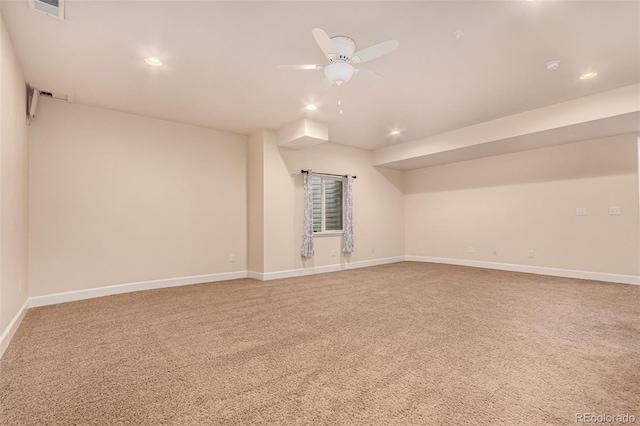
[279,28,399,88]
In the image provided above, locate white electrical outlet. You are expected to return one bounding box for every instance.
[609,207,621,215]
[18,280,22,293]
[331,249,336,257]
[229,254,235,262]
[492,248,498,256]
[371,247,375,253]
[528,250,534,258]
[576,207,586,216]
[468,247,475,253]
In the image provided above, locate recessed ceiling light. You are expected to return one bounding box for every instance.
[390,130,401,135]
[305,104,317,111]
[545,60,561,71]
[451,30,465,39]
[579,72,598,80]
[144,57,162,67]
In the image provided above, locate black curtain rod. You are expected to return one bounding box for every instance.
[301,170,357,179]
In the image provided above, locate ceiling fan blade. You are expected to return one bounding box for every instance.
[351,39,399,64]
[312,28,337,57]
[278,64,324,70]
[354,67,385,84]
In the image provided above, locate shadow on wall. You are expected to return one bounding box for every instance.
[404,134,638,194]
[374,165,404,193]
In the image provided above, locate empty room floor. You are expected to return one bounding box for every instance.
[1,262,639,425]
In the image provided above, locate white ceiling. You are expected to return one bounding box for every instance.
[2,0,639,150]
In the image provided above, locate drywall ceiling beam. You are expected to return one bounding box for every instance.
[277,118,328,150]
[373,83,640,170]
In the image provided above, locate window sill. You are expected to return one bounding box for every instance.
[313,231,344,237]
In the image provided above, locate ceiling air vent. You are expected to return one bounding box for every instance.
[28,0,64,20]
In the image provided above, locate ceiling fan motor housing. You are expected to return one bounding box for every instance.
[329,36,356,62]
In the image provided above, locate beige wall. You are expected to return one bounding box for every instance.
[0,15,30,333]
[256,131,405,274]
[247,131,264,273]
[29,98,247,296]
[262,130,296,273]
[405,134,640,276]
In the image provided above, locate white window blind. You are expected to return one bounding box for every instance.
[312,176,343,233]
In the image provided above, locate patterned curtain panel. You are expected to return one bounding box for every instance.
[301,171,315,258]
[343,175,354,253]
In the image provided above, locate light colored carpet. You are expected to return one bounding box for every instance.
[1,262,639,425]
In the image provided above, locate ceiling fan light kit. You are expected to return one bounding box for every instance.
[324,62,355,86]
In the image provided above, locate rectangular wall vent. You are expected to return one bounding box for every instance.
[39,91,74,103]
[29,0,65,20]
[27,85,74,124]
[31,85,75,104]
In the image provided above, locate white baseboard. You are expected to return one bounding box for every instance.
[0,298,30,359]
[405,255,640,285]
[3,256,636,358]
[247,271,263,280]
[29,271,249,308]
[249,256,405,281]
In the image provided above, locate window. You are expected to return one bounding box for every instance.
[312,176,343,233]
